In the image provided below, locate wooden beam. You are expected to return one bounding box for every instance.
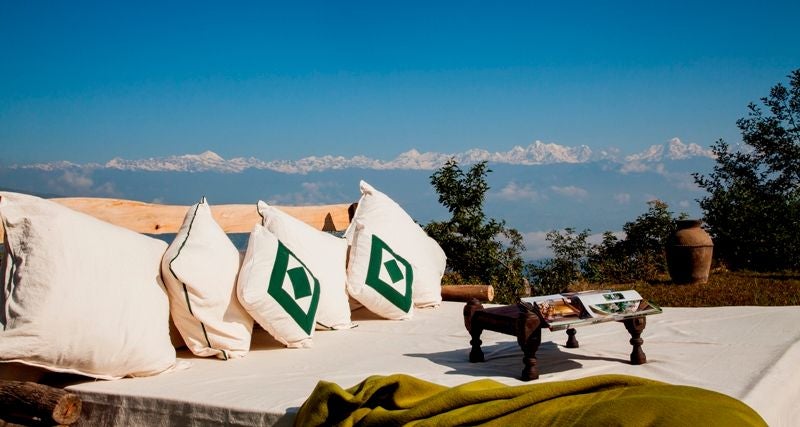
[0,197,356,242]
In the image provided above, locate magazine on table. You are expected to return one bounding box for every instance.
[520,290,662,329]
[520,293,582,327]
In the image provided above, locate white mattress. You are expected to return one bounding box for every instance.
[41,302,800,426]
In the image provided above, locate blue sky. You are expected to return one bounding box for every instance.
[1,1,798,165]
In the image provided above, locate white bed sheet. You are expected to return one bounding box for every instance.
[50,302,800,426]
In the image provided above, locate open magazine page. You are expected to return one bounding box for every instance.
[521,290,662,330]
[571,290,643,318]
[520,294,582,328]
[572,290,662,319]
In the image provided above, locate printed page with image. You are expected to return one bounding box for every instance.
[521,290,662,329]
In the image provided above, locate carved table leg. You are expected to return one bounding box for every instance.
[469,327,485,363]
[517,304,542,380]
[565,327,579,348]
[623,316,647,365]
[464,299,485,363]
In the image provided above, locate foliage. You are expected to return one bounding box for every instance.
[528,201,684,291]
[693,69,800,271]
[425,159,528,303]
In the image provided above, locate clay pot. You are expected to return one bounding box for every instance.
[665,220,713,284]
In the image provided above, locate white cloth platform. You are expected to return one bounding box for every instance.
[25,303,800,426]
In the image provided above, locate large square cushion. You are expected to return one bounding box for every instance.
[258,201,353,330]
[238,224,321,347]
[0,192,175,379]
[345,181,447,319]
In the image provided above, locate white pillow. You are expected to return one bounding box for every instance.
[0,192,175,379]
[161,197,254,360]
[237,224,321,348]
[257,201,353,330]
[346,220,415,320]
[345,181,446,310]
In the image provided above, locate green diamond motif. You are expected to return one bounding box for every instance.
[365,234,413,312]
[287,267,312,299]
[268,241,320,334]
[383,259,404,283]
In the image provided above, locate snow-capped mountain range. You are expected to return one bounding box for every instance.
[1,137,719,261]
[13,138,713,174]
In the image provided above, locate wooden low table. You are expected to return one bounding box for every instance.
[463,299,648,381]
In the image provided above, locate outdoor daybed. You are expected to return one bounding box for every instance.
[1,195,798,426]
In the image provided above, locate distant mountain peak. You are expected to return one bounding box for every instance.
[667,138,714,159]
[197,150,224,161]
[625,138,714,163]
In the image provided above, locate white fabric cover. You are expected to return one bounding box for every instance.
[161,197,253,359]
[44,303,800,427]
[346,221,415,320]
[345,180,446,313]
[237,224,321,348]
[257,201,353,330]
[0,192,175,379]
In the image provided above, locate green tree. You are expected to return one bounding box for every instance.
[693,69,800,271]
[425,159,527,303]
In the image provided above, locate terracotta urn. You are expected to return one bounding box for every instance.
[665,220,713,284]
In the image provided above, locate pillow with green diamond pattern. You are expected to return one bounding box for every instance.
[238,224,318,347]
[345,181,447,320]
[237,201,353,347]
[256,201,353,331]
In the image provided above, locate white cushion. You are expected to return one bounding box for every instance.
[161,197,254,359]
[346,220,415,319]
[345,181,446,312]
[257,201,353,330]
[0,192,175,379]
[237,224,321,348]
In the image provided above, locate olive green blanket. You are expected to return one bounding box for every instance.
[295,374,766,427]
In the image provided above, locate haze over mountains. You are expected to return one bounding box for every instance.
[1,138,715,260]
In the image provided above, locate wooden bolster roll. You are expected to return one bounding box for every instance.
[0,380,82,425]
[441,284,494,302]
